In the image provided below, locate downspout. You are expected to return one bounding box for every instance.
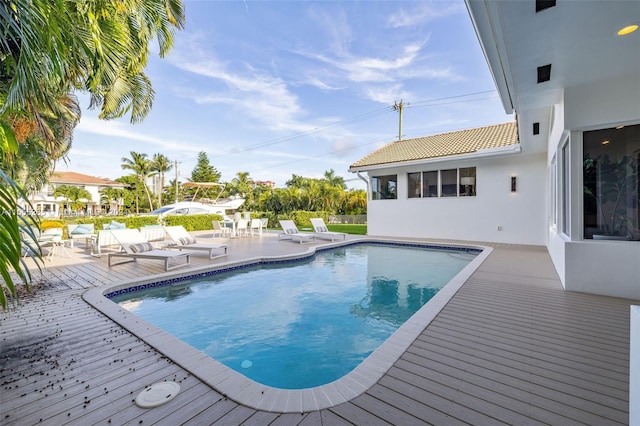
[356,172,369,199]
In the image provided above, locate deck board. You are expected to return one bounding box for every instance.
[1,236,637,425]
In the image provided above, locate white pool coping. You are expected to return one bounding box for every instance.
[83,238,492,413]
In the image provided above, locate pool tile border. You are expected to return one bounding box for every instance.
[83,238,492,413]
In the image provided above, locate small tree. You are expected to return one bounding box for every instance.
[190,151,221,182]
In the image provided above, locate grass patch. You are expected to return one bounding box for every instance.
[327,224,367,235]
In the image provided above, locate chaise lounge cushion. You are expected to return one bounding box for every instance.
[70,224,94,235]
[129,242,154,253]
[179,236,197,245]
[105,220,126,230]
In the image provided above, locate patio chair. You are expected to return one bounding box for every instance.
[163,226,228,260]
[260,217,268,233]
[310,218,346,242]
[278,220,316,244]
[108,229,191,271]
[67,223,95,248]
[91,229,120,257]
[23,228,70,260]
[235,219,248,237]
[212,220,231,238]
[249,218,262,236]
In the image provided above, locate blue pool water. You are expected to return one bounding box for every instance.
[110,243,477,389]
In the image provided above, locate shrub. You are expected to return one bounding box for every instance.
[40,220,64,230]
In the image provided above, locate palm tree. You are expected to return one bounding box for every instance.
[99,187,125,215]
[0,169,42,309]
[0,0,185,308]
[324,169,346,190]
[121,151,154,214]
[1,0,185,124]
[231,171,254,208]
[151,153,172,207]
[53,184,93,214]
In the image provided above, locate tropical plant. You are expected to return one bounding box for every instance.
[99,187,125,214]
[151,153,172,207]
[584,154,639,238]
[0,169,42,309]
[53,184,92,214]
[230,171,254,207]
[0,0,185,123]
[0,0,185,309]
[121,151,155,213]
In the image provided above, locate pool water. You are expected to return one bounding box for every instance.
[111,244,477,389]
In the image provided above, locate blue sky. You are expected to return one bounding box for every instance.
[66,0,512,189]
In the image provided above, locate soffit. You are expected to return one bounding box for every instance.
[468,0,640,111]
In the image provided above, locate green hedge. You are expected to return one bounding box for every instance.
[64,214,224,232]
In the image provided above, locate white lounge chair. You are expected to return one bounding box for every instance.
[278,220,316,244]
[310,218,346,241]
[163,226,228,260]
[108,229,190,271]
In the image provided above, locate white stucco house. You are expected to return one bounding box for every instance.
[25,171,125,217]
[350,1,639,419]
[350,0,639,301]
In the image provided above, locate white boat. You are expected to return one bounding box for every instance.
[149,182,245,216]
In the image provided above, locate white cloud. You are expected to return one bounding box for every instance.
[76,118,204,153]
[387,2,464,28]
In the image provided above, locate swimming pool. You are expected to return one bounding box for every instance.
[109,243,478,389]
[85,239,491,412]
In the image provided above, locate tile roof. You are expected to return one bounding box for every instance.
[50,171,124,187]
[350,121,519,170]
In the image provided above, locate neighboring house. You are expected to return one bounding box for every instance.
[351,1,640,301]
[26,171,126,217]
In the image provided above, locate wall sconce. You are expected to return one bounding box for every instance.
[511,176,517,192]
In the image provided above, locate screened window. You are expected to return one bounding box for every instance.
[441,169,458,197]
[408,173,421,198]
[583,124,639,240]
[459,167,476,196]
[371,175,397,200]
[423,171,438,197]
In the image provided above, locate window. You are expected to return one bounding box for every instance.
[371,175,397,200]
[583,123,639,240]
[549,156,557,226]
[441,169,457,197]
[459,167,476,196]
[423,171,438,197]
[408,173,421,198]
[562,141,570,235]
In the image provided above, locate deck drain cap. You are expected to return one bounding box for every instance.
[135,381,180,408]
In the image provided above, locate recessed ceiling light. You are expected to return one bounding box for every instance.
[617,24,638,36]
[602,140,610,145]
[616,125,625,129]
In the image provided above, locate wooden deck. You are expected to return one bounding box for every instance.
[1,233,636,425]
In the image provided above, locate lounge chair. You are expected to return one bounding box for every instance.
[310,218,346,241]
[278,220,316,244]
[108,229,190,271]
[163,226,228,260]
[67,223,95,248]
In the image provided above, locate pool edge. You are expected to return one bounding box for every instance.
[83,238,492,413]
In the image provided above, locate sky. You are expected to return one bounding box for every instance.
[65,0,513,190]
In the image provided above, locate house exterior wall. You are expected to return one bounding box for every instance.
[545,74,640,299]
[366,151,547,245]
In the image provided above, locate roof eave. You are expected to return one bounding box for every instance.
[348,143,522,173]
[465,0,515,114]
